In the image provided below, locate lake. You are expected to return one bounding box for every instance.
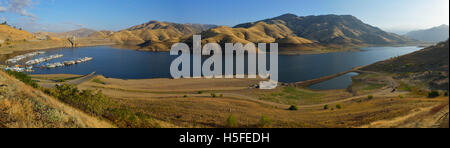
[27,46,421,90]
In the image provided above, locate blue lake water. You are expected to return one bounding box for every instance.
[28,46,421,90]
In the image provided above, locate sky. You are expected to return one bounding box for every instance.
[0,0,449,34]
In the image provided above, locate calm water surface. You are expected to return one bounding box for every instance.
[28,46,421,90]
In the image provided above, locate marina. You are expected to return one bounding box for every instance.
[5,51,46,64]
[25,54,64,65]
[44,57,93,69]
[2,49,93,72]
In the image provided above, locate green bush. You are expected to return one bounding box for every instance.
[398,94,405,98]
[211,93,217,98]
[226,114,238,128]
[288,105,298,111]
[259,115,272,128]
[5,70,38,88]
[428,91,440,98]
[336,104,343,109]
[52,84,113,116]
[198,91,203,94]
[183,95,188,98]
[368,95,374,100]
[92,78,106,85]
[44,84,158,128]
[324,105,329,110]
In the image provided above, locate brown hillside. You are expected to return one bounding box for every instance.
[235,14,414,45]
[363,40,449,90]
[110,21,216,46]
[0,71,113,128]
[0,25,34,42]
[199,22,313,44]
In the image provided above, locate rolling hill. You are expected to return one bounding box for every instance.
[0,71,113,128]
[235,14,413,45]
[363,40,449,90]
[0,24,34,43]
[406,25,449,43]
[108,21,217,51]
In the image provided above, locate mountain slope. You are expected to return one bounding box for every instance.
[0,71,113,128]
[54,28,98,38]
[109,21,217,50]
[406,25,449,43]
[199,22,313,44]
[0,24,34,43]
[363,40,449,90]
[235,14,413,45]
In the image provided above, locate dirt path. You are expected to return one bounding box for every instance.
[358,102,449,128]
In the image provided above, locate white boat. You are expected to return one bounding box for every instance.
[46,63,57,69]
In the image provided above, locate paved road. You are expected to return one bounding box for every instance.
[67,72,97,85]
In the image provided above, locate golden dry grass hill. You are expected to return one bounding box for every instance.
[106,21,217,51]
[363,40,449,91]
[0,25,115,55]
[0,71,113,128]
[99,13,417,54]
[234,14,414,46]
[0,24,34,43]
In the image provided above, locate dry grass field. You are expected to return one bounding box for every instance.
[0,71,113,128]
[30,74,448,128]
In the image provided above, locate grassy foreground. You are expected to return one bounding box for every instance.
[38,74,445,128]
[0,71,113,128]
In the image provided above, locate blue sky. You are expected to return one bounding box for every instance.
[0,0,449,34]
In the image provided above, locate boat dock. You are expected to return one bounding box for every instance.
[5,51,46,64]
[44,57,93,69]
[25,54,64,65]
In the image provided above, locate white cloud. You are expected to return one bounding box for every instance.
[6,0,36,20]
[0,2,7,12]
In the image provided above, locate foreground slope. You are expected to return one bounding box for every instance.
[363,40,449,90]
[0,71,113,128]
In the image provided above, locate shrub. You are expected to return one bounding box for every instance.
[288,105,298,111]
[428,91,440,98]
[92,78,106,85]
[226,114,238,128]
[259,115,272,128]
[368,95,374,100]
[52,84,113,116]
[444,92,449,97]
[398,94,405,98]
[324,105,329,110]
[336,104,343,109]
[198,91,203,94]
[183,95,188,98]
[219,94,224,98]
[211,93,217,98]
[5,70,39,88]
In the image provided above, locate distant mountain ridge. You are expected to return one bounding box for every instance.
[33,28,98,39]
[406,25,449,43]
[235,13,412,45]
[107,21,217,51]
[32,13,418,53]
